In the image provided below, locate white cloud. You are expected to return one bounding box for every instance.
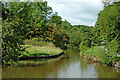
[47,0,104,26]
[46,0,102,2]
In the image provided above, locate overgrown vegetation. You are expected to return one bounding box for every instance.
[2,1,67,65]
[80,2,120,65]
[2,1,120,66]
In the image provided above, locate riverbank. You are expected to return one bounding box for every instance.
[2,45,63,67]
[22,39,63,57]
[80,46,120,68]
[3,49,120,78]
[2,39,64,67]
[21,45,63,56]
[16,39,64,66]
[17,53,64,67]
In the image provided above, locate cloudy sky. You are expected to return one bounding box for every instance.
[46,0,104,26]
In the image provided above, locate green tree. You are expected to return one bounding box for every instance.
[95,2,120,44]
[2,17,26,65]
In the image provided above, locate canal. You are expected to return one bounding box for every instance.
[2,49,120,78]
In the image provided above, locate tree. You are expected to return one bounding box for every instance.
[2,17,26,64]
[95,2,120,43]
[95,2,120,53]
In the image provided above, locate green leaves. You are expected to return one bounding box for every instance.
[83,2,120,66]
[95,2,120,43]
[2,18,26,64]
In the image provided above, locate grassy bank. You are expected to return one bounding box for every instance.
[21,39,63,57]
[82,46,120,66]
[17,54,63,67]
[13,39,63,67]
[22,45,63,56]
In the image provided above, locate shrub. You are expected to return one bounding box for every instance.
[86,46,115,65]
[2,18,26,65]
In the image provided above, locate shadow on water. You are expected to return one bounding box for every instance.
[2,48,120,78]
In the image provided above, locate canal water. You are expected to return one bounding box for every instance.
[2,49,120,78]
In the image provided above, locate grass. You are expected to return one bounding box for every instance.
[22,45,63,56]
[17,40,63,66]
[21,39,63,56]
[86,46,116,65]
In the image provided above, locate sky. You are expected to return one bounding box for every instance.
[46,0,104,26]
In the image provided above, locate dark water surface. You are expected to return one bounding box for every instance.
[2,49,120,78]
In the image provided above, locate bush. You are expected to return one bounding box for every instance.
[86,46,115,65]
[2,18,26,65]
[105,38,120,62]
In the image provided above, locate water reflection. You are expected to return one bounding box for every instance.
[2,49,120,78]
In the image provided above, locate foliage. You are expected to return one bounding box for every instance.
[24,38,55,47]
[2,18,26,65]
[85,2,120,65]
[105,38,120,53]
[78,25,94,52]
[95,2,120,43]
[60,23,93,49]
[86,46,114,65]
[2,1,67,65]
[2,1,120,66]
[40,23,68,49]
